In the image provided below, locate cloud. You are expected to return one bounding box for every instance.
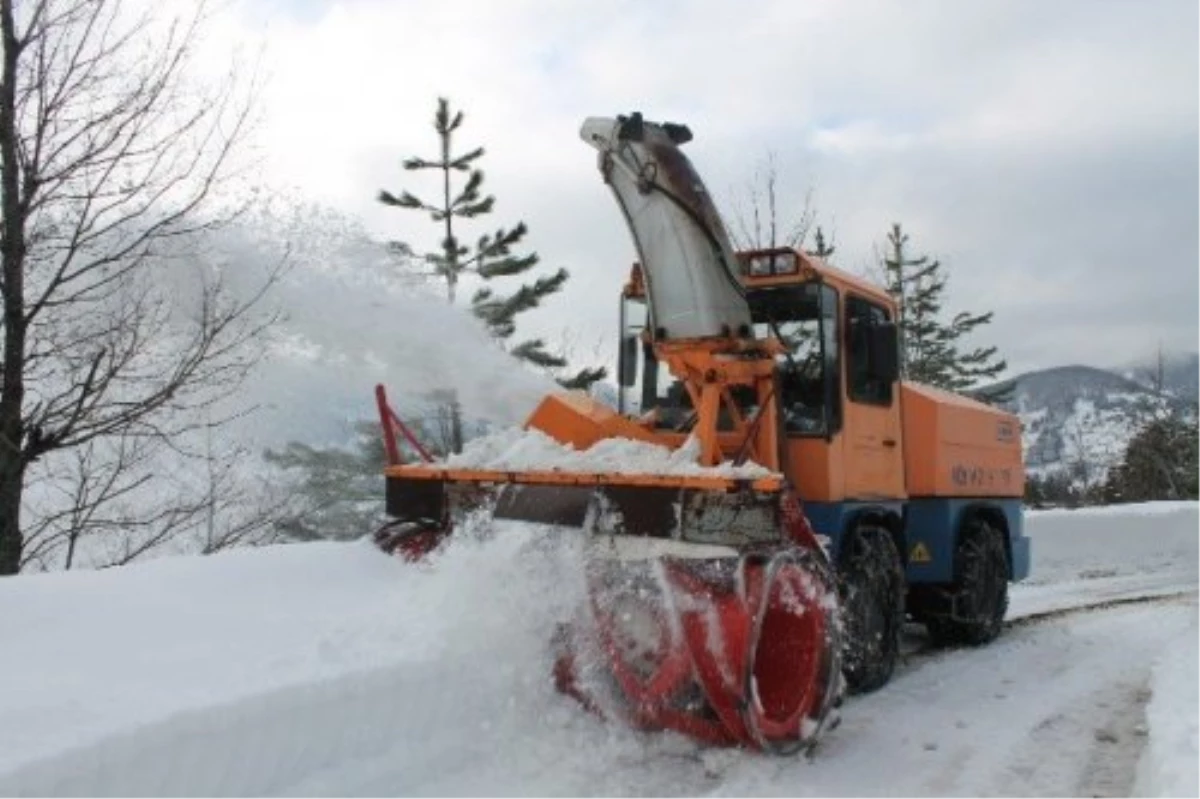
[222,0,1196,375]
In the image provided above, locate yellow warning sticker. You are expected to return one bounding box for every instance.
[910,542,932,563]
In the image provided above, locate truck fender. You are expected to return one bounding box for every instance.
[956,502,1016,579]
[840,505,905,568]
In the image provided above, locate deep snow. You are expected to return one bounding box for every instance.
[0,503,1195,796]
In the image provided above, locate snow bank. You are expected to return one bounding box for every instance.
[0,526,588,789]
[1010,502,1197,618]
[1028,500,1199,519]
[1134,618,1200,798]
[1,501,1197,796]
[1015,502,1197,591]
[444,426,776,478]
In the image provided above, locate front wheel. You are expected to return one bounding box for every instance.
[926,519,1009,646]
[838,525,905,694]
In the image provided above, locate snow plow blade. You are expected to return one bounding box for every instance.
[384,465,782,530]
[377,465,842,754]
[378,464,786,557]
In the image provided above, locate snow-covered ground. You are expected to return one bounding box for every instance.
[0,503,1195,796]
[1011,502,1198,618]
[1134,626,1199,798]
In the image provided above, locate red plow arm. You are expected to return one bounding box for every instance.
[375,384,434,465]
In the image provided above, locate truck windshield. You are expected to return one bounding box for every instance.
[748,282,839,436]
[617,281,839,437]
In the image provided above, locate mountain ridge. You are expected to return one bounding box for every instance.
[991,354,1196,486]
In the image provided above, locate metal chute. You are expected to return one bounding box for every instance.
[580,114,752,341]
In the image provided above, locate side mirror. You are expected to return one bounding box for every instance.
[618,334,639,387]
[867,320,900,383]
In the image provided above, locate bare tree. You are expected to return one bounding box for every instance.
[1065,425,1096,504]
[193,419,289,557]
[16,402,289,572]
[0,0,275,574]
[727,151,831,254]
[19,431,154,570]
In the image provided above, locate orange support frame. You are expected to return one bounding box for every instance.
[619,262,788,475]
[653,337,784,472]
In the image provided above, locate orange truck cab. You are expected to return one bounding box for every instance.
[615,247,1031,607]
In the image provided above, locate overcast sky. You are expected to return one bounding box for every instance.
[222,0,1197,377]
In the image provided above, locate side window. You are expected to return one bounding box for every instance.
[846,295,894,406]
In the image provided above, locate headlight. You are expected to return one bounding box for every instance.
[748,254,774,276]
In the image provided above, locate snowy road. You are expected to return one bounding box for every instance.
[0,502,1196,796]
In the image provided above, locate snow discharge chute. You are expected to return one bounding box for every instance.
[373,113,843,754]
[579,114,752,342]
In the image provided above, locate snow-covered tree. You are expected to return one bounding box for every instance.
[265,406,475,542]
[265,422,388,542]
[881,224,1008,401]
[1105,345,1198,505]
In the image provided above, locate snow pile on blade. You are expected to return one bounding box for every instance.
[443,427,776,479]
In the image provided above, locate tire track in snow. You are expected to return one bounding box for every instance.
[1009,589,1196,626]
[1073,677,1153,797]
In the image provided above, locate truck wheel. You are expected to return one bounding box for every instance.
[926,519,1008,647]
[838,525,905,694]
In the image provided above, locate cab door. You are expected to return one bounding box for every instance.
[841,295,906,500]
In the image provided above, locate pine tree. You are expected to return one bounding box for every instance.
[264,413,463,541]
[1103,414,1199,503]
[882,224,1009,400]
[378,97,604,395]
[264,422,389,542]
[805,226,836,260]
[1114,343,1196,491]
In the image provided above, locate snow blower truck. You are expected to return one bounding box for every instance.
[374,113,1031,754]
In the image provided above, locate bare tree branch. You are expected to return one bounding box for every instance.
[727,151,819,253]
[0,0,274,574]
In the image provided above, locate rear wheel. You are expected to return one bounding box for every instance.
[926,519,1009,646]
[838,525,905,694]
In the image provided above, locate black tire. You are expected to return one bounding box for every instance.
[838,524,905,694]
[926,519,1009,647]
